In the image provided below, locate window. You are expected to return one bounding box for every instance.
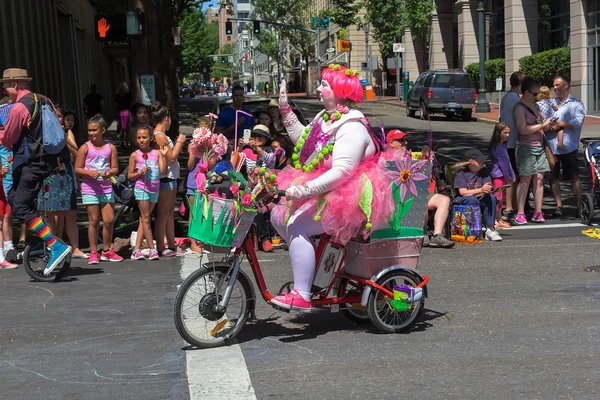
[237,12,249,19]
[423,74,434,87]
[489,0,505,59]
[538,0,570,51]
[432,74,474,88]
[238,0,250,3]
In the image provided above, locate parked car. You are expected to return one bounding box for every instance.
[405,70,477,121]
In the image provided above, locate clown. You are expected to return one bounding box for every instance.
[270,64,394,311]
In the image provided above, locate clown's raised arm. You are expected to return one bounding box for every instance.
[278,79,306,143]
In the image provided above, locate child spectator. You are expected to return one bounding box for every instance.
[271,137,294,169]
[237,124,276,171]
[537,86,564,150]
[454,148,503,242]
[489,122,515,229]
[75,115,123,264]
[258,111,271,127]
[128,127,168,260]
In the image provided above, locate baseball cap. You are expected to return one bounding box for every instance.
[386,129,410,143]
[464,148,486,161]
[251,124,273,140]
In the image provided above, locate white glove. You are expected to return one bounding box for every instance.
[285,185,313,200]
[279,79,290,111]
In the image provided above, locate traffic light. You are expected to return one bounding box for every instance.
[94,14,127,41]
[225,21,233,35]
[253,21,260,35]
[221,57,226,64]
[322,17,329,29]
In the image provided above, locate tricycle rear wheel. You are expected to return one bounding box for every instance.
[367,270,424,333]
[337,278,370,324]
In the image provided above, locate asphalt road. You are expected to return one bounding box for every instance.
[2,99,600,399]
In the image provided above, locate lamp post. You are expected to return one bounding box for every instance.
[475,0,490,113]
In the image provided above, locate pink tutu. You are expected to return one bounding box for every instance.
[274,155,394,244]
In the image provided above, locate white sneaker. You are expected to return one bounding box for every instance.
[485,228,503,242]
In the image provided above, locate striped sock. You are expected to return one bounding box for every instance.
[27,217,56,247]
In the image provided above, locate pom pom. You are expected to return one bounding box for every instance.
[334,64,340,70]
[318,153,324,160]
[259,167,266,175]
[323,113,329,121]
[284,217,289,223]
[302,132,308,139]
[314,215,322,221]
[292,153,299,161]
[298,138,305,145]
[304,127,310,133]
[345,69,352,76]
[349,101,356,108]
[335,111,342,120]
[311,159,318,166]
[323,147,330,155]
[328,63,335,69]
[365,222,372,230]
[269,174,276,181]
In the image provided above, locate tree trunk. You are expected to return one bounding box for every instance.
[160,0,179,112]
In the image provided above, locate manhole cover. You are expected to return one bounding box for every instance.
[583,266,600,272]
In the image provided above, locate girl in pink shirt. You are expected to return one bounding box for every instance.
[74,115,122,264]
[127,126,167,260]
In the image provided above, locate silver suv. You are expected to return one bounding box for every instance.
[406,70,477,121]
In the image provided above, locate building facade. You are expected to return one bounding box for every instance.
[405,0,598,112]
[0,0,124,137]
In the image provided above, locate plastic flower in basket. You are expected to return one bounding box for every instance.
[242,166,280,210]
[190,127,230,194]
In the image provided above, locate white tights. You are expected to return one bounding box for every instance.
[271,200,324,297]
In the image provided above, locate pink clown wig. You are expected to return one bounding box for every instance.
[321,64,364,104]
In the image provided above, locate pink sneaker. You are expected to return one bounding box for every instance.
[88,251,100,265]
[0,259,18,269]
[514,213,528,225]
[149,249,160,260]
[532,211,545,223]
[270,289,312,311]
[130,249,145,260]
[101,249,123,262]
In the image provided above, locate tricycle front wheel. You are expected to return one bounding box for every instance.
[174,262,252,348]
[367,271,424,333]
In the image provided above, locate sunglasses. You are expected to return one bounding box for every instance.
[529,90,539,97]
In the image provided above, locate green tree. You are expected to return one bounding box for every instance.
[180,9,219,76]
[211,44,236,80]
[465,59,505,92]
[364,0,433,57]
[519,47,570,86]
[253,0,315,91]
[323,0,362,29]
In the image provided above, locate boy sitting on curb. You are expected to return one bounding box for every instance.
[453,149,503,242]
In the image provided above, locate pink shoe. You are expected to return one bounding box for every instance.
[531,211,545,223]
[149,249,160,260]
[270,289,312,311]
[514,213,528,225]
[88,251,100,265]
[101,249,123,262]
[0,259,18,269]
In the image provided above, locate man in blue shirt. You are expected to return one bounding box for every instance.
[214,85,256,155]
[547,75,585,218]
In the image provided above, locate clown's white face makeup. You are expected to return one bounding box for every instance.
[316,79,336,112]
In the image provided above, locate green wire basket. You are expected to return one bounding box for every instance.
[188,191,255,248]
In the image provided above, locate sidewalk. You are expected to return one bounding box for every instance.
[367,96,600,126]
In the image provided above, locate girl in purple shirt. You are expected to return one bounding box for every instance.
[127,126,168,261]
[489,122,515,229]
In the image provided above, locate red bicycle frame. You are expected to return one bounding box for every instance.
[239,232,427,308]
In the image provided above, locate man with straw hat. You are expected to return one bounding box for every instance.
[0,68,71,274]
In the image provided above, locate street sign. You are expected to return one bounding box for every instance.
[326,47,335,53]
[361,62,368,71]
[495,77,503,91]
[140,74,156,106]
[386,57,396,69]
[393,43,405,53]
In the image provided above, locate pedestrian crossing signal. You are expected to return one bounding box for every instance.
[253,21,260,34]
[225,21,233,35]
[221,57,226,64]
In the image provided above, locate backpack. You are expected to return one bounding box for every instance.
[28,93,66,155]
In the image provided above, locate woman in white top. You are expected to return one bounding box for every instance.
[151,102,186,257]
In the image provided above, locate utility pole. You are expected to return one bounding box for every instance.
[364,23,371,83]
[475,0,491,112]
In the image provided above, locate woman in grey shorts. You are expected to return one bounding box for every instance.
[513,77,557,225]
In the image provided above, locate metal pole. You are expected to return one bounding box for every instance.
[475,0,491,112]
[396,53,401,100]
[364,24,370,83]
